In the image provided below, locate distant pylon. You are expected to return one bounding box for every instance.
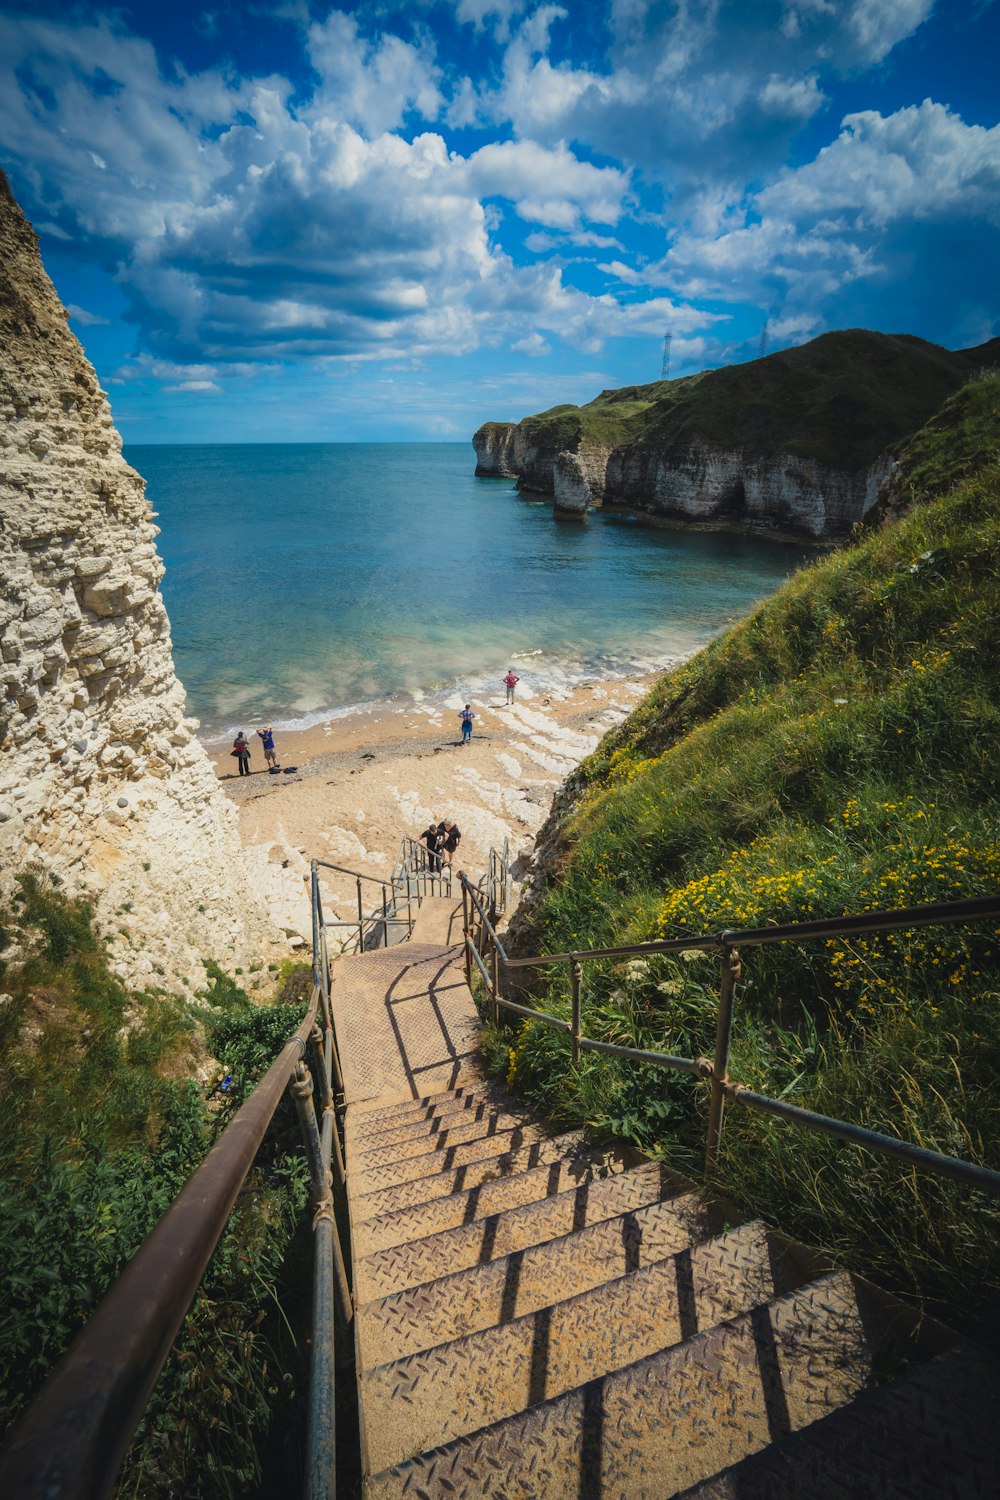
[758,319,769,359]
[661,329,672,380]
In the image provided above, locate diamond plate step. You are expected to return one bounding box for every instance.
[349,1120,558,1200]
[355,1159,683,1303]
[346,1091,529,1153]
[345,1082,492,1130]
[357,1190,726,1369]
[354,1146,628,1258]
[677,1344,1000,1500]
[353,1107,541,1170]
[361,1220,799,1472]
[349,1130,594,1224]
[366,1270,871,1498]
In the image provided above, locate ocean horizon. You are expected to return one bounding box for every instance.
[127,442,811,740]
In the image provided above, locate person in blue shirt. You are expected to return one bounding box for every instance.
[257,725,280,771]
[459,705,474,745]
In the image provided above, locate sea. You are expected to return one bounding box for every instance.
[125,443,812,741]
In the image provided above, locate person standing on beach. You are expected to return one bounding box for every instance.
[459,704,475,745]
[503,669,520,704]
[233,732,252,776]
[257,725,280,771]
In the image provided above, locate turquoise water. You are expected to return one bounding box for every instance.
[127,443,810,738]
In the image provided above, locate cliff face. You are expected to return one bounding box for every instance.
[473,331,999,539]
[0,173,275,993]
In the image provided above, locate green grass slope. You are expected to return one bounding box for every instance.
[518,329,999,470]
[498,374,1000,1331]
[0,877,310,1496]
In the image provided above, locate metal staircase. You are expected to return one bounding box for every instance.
[3,843,999,1500]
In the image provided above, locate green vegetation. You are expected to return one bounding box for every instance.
[518,329,999,469]
[500,376,1000,1332]
[0,875,310,1496]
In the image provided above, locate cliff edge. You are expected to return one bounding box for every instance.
[0,172,276,993]
[474,330,1000,539]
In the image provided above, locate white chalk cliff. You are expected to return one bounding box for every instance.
[0,173,277,994]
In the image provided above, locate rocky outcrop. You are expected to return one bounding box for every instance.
[0,172,278,994]
[472,330,999,540]
[553,443,612,516]
[473,422,522,477]
[474,423,891,538]
[603,444,893,539]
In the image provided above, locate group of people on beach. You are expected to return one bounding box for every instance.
[456,669,520,745]
[421,819,461,871]
[231,726,280,776]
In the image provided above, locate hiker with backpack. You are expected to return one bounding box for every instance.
[232,732,252,776]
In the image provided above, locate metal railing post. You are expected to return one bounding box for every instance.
[705,946,741,1174]
[570,958,582,1065]
[491,938,501,1024]
[462,880,473,989]
[311,861,321,991]
[356,877,364,952]
[382,884,389,950]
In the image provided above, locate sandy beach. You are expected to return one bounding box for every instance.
[205,672,666,948]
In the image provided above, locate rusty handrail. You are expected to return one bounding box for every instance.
[460,870,1000,1197]
[0,993,322,1500]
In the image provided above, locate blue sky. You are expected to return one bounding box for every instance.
[1,0,997,441]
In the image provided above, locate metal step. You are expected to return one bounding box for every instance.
[354,1146,629,1258]
[349,1130,594,1224]
[348,1120,559,1200]
[355,1160,684,1303]
[345,1082,491,1129]
[361,1221,794,1473]
[356,1190,726,1369]
[346,1090,529,1153]
[676,1344,1000,1500]
[352,1107,541,1170]
[365,1270,871,1498]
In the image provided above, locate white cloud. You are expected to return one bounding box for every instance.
[454,0,529,40]
[463,139,630,226]
[843,0,934,65]
[66,302,110,326]
[512,331,551,355]
[306,12,443,136]
[661,100,1000,330]
[167,379,222,392]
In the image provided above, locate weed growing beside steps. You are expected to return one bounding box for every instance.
[500,387,1000,1338]
[0,874,311,1498]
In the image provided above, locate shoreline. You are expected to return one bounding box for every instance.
[204,669,669,948]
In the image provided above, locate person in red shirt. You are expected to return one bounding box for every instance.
[503,669,520,704]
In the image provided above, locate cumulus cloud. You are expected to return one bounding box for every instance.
[481,0,940,190]
[512,331,551,354]
[0,1,991,392]
[0,11,684,368]
[662,101,1000,335]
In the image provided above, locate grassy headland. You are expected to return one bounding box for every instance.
[516,329,999,469]
[498,373,1000,1332]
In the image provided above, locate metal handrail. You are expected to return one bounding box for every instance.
[460,870,1000,1197]
[0,869,352,1500]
